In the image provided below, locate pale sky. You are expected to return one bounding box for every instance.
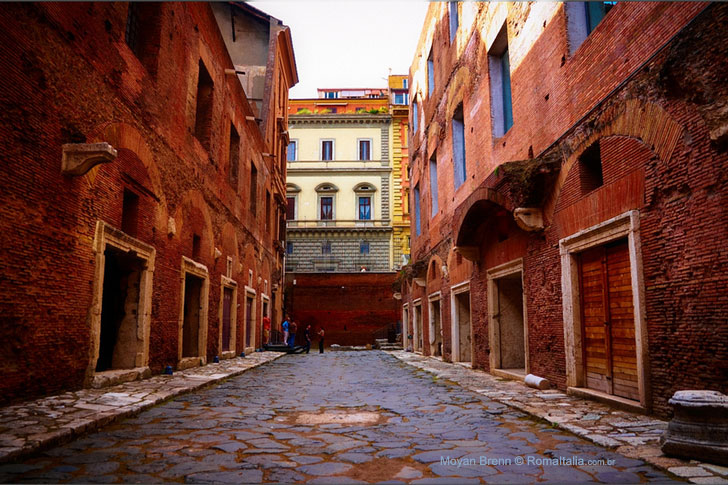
[249,1,430,99]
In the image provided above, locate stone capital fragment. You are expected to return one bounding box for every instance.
[662,390,728,466]
[61,143,117,176]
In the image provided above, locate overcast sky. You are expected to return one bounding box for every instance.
[249,1,430,99]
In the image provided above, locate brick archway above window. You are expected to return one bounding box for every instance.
[453,187,513,262]
[547,99,684,218]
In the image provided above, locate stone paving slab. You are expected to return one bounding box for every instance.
[1,351,686,484]
[0,352,284,465]
[388,350,727,484]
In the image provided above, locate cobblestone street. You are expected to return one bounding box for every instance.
[0,351,680,484]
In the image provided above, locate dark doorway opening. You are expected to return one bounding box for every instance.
[495,273,525,373]
[97,247,143,372]
[245,295,254,348]
[430,299,442,357]
[222,287,233,352]
[182,274,204,357]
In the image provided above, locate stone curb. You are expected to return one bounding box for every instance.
[388,351,728,484]
[0,352,286,465]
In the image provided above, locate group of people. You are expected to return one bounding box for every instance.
[280,315,324,354]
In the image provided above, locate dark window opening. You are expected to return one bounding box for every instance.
[360,241,370,254]
[125,3,162,75]
[121,189,139,237]
[414,184,421,236]
[320,196,333,220]
[287,241,293,254]
[359,139,371,161]
[322,241,332,254]
[358,196,371,220]
[266,190,271,235]
[194,60,214,150]
[286,196,296,220]
[228,124,240,188]
[250,163,258,215]
[321,140,333,161]
[579,141,603,194]
[586,1,616,35]
[192,234,201,260]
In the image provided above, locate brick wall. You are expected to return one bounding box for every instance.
[0,3,288,404]
[400,2,727,417]
[284,273,398,347]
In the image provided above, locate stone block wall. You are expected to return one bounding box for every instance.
[286,231,391,273]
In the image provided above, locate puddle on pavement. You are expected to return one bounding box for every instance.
[280,410,387,426]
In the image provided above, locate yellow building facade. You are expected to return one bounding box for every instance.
[286,78,410,272]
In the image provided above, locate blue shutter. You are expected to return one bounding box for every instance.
[501,48,513,133]
[430,159,439,216]
[453,116,466,189]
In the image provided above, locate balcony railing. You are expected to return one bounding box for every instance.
[286,219,390,229]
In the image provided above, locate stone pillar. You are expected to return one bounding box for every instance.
[661,390,728,466]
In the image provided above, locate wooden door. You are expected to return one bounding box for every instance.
[578,240,638,400]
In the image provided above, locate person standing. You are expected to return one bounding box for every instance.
[281,315,290,346]
[262,315,271,345]
[304,324,311,354]
[318,327,325,353]
[289,319,298,348]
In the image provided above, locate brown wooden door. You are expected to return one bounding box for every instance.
[578,239,639,401]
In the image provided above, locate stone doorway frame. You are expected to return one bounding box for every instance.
[243,285,257,353]
[218,276,238,359]
[87,221,155,387]
[178,256,209,370]
[450,281,471,364]
[412,299,423,353]
[560,210,650,410]
[428,292,443,358]
[487,258,529,380]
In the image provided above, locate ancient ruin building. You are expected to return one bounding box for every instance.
[400,2,728,417]
[0,2,297,403]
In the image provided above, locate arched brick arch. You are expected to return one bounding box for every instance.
[453,186,514,262]
[426,254,444,292]
[220,222,240,274]
[547,99,684,217]
[174,190,215,263]
[445,66,472,119]
[88,122,168,232]
[89,122,166,204]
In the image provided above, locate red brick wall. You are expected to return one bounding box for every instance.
[284,273,398,347]
[401,3,728,417]
[0,3,286,404]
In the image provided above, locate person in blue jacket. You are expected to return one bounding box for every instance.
[281,315,290,346]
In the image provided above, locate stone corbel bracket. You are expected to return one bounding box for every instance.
[62,142,117,176]
[514,208,544,232]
